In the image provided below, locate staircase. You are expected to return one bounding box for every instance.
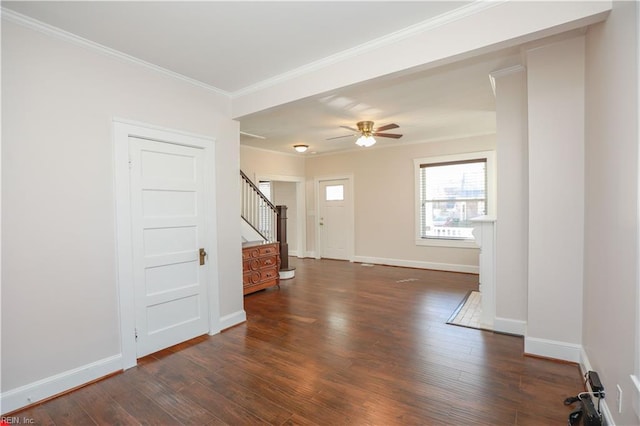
[240,171,295,280]
[240,170,277,243]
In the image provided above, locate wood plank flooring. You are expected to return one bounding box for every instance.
[13,259,584,425]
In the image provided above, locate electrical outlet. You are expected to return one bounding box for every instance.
[617,384,623,413]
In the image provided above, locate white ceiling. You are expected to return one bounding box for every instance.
[3,1,523,155]
[237,51,519,154]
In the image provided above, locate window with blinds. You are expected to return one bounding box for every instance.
[418,158,487,240]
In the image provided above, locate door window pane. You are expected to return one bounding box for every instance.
[325,185,344,201]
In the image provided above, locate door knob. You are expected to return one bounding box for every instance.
[199,248,207,265]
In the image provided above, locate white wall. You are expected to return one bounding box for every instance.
[1,19,242,411]
[213,120,244,327]
[305,135,495,272]
[525,36,585,361]
[584,1,639,424]
[240,145,305,180]
[492,67,529,335]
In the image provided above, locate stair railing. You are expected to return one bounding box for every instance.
[240,171,278,242]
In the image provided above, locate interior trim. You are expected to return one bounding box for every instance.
[1,8,229,97]
[352,255,478,275]
[525,336,581,363]
[230,1,508,98]
[0,355,122,415]
[217,310,247,332]
[493,317,527,336]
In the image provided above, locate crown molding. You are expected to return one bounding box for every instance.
[3,1,507,101]
[240,143,303,158]
[288,131,497,159]
[230,0,509,99]
[1,7,231,98]
[488,64,526,96]
[489,64,527,79]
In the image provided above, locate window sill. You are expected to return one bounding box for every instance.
[415,238,479,249]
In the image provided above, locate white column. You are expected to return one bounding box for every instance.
[490,65,529,336]
[471,215,496,329]
[525,36,585,362]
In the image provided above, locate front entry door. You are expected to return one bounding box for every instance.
[319,179,351,260]
[129,137,210,357]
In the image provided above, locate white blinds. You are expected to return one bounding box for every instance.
[419,159,486,239]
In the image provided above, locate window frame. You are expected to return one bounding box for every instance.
[414,150,496,249]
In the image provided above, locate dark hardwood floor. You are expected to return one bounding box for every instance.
[14,259,584,425]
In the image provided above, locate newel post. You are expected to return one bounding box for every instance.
[276,205,288,269]
[276,205,295,279]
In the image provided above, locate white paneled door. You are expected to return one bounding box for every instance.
[319,179,351,260]
[129,137,209,358]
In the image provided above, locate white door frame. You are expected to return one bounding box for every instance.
[255,173,306,258]
[314,174,355,262]
[113,118,220,369]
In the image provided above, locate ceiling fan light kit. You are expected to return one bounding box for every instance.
[357,120,375,134]
[293,144,309,153]
[356,135,376,147]
[327,120,402,147]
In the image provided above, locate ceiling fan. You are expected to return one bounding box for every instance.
[327,121,402,147]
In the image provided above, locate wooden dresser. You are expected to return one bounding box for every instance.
[242,241,280,295]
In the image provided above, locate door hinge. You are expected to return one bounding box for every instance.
[128,159,133,169]
[135,328,138,341]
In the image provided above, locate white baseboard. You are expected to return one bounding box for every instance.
[599,399,616,426]
[493,317,527,336]
[0,354,122,415]
[580,346,593,374]
[217,310,246,332]
[580,348,616,425]
[352,255,478,274]
[304,251,316,259]
[524,336,582,363]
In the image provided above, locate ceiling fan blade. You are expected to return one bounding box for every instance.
[373,132,403,139]
[374,123,399,132]
[326,134,355,140]
[340,125,359,132]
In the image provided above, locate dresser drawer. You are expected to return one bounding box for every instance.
[259,255,278,268]
[259,266,279,282]
[243,271,262,285]
[258,245,278,256]
[244,259,260,272]
[242,241,280,295]
[244,247,261,258]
